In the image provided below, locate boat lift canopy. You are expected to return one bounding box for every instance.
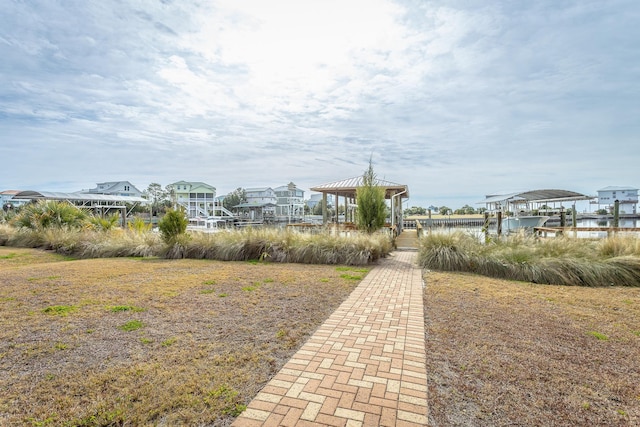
[12,190,148,205]
[482,189,594,211]
[11,190,149,221]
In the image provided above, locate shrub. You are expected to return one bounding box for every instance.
[157,209,188,243]
[87,214,120,231]
[356,161,387,233]
[14,200,89,230]
[127,217,152,234]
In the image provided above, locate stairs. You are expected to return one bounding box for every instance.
[395,229,419,250]
[214,205,235,218]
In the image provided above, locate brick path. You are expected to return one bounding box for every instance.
[232,251,427,427]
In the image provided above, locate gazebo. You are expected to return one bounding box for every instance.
[310,176,409,232]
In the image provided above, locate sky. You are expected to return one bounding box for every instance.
[1,0,639,211]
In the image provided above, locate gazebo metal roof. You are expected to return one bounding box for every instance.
[310,176,409,199]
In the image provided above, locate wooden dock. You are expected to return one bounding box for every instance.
[535,226,640,234]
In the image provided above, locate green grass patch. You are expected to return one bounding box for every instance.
[0,252,18,259]
[109,305,145,313]
[632,331,640,337]
[26,415,58,427]
[54,342,67,350]
[586,331,609,341]
[320,278,330,283]
[118,320,144,332]
[203,280,217,285]
[28,275,62,282]
[205,384,246,417]
[42,305,76,316]
[162,337,177,347]
[218,293,228,298]
[340,273,363,280]
[336,266,369,272]
[200,288,216,294]
[140,337,153,344]
[242,282,261,292]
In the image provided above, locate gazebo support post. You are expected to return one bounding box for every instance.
[322,193,328,225]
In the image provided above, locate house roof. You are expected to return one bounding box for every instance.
[12,190,148,203]
[99,181,139,190]
[598,186,638,192]
[482,189,593,205]
[310,176,409,199]
[172,181,215,191]
[245,187,274,192]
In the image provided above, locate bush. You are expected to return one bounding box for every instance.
[356,161,386,233]
[14,200,89,230]
[157,210,188,243]
[87,214,120,231]
[127,217,152,234]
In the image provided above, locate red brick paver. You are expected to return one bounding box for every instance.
[233,251,428,427]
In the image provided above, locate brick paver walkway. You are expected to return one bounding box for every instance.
[232,251,427,427]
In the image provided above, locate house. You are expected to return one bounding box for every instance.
[81,181,143,198]
[274,182,305,219]
[245,187,278,206]
[233,187,278,222]
[171,181,216,218]
[597,186,638,214]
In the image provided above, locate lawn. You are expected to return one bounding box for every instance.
[4,245,640,426]
[0,247,365,426]
[424,270,640,426]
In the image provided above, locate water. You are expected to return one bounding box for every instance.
[419,218,640,241]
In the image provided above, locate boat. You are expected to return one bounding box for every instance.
[501,215,549,233]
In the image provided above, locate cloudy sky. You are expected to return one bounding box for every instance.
[1,0,638,210]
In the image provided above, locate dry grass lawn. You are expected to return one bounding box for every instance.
[424,270,640,426]
[5,245,640,426]
[0,247,365,426]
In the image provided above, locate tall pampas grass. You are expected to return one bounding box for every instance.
[176,228,392,265]
[418,231,640,286]
[2,222,392,265]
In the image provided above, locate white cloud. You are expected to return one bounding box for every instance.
[0,0,638,208]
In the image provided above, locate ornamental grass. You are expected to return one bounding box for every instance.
[418,231,640,286]
[0,223,392,265]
